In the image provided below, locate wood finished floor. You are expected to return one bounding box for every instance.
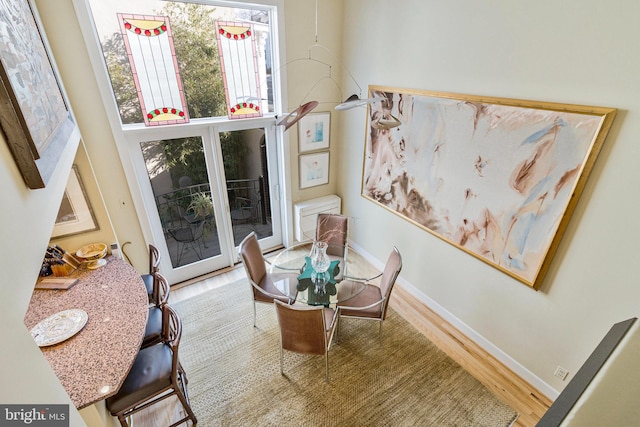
[130,260,552,427]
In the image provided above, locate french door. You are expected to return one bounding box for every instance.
[129,118,282,284]
[73,0,286,284]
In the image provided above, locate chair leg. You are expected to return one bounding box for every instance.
[378,320,383,346]
[189,241,203,260]
[280,346,284,376]
[116,414,128,427]
[253,300,257,328]
[175,378,198,425]
[176,243,186,265]
[324,351,329,382]
[179,361,189,386]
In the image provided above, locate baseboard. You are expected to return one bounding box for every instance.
[396,278,558,401]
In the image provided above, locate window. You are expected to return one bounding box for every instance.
[87,0,276,126]
[78,0,284,282]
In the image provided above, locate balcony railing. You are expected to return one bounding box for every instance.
[154,178,267,230]
[153,177,271,267]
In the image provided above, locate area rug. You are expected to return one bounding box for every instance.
[172,280,518,426]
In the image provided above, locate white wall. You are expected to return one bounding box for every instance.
[336,0,640,395]
[284,0,344,204]
[35,0,148,272]
[0,80,86,426]
[0,3,113,425]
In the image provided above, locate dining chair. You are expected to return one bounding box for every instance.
[141,244,160,303]
[274,299,339,382]
[230,196,258,224]
[336,246,402,345]
[168,220,205,265]
[141,272,170,349]
[239,232,294,327]
[315,213,348,257]
[106,303,197,427]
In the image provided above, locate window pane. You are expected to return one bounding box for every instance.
[221,129,274,245]
[87,0,274,125]
[141,137,222,268]
[215,21,264,120]
[119,14,189,126]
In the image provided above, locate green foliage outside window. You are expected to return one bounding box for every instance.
[102,2,249,185]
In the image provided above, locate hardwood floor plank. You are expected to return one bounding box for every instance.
[390,284,552,426]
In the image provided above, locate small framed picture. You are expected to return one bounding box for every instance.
[299,151,330,189]
[298,112,330,153]
[51,165,99,238]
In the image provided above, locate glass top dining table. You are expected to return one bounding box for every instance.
[268,241,374,306]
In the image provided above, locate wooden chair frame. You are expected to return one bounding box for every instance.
[141,244,161,303]
[107,304,196,427]
[142,272,171,349]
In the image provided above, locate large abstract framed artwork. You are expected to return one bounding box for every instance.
[0,0,75,189]
[362,86,616,289]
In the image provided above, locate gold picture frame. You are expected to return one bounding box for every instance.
[299,151,330,189]
[298,112,330,153]
[51,165,99,239]
[362,85,616,289]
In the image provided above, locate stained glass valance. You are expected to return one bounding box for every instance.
[118,13,189,126]
[215,21,263,120]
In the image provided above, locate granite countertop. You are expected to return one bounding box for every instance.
[24,256,148,409]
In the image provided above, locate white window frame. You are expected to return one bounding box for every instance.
[72,0,295,279]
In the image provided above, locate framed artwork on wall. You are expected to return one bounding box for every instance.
[0,0,75,189]
[361,85,616,289]
[51,165,99,239]
[298,112,330,153]
[299,151,330,189]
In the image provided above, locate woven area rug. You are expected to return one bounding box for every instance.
[173,280,518,426]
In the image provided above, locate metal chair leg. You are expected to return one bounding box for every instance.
[280,346,284,376]
[253,300,257,327]
[324,351,329,382]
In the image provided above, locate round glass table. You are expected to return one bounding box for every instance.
[268,241,371,306]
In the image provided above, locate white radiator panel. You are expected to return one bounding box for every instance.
[294,195,341,242]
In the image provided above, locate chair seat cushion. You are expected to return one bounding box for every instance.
[106,343,173,414]
[141,273,154,300]
[338,284,383,318]
[253,275,292,304]
[141,306,162,348]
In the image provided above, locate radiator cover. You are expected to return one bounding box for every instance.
[293,195,341,242]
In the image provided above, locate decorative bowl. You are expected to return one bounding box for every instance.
[76,243,108,261]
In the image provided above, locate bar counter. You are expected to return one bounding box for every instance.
[24,256,148,409]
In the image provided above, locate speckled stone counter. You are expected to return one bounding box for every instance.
[24,256,148,409]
